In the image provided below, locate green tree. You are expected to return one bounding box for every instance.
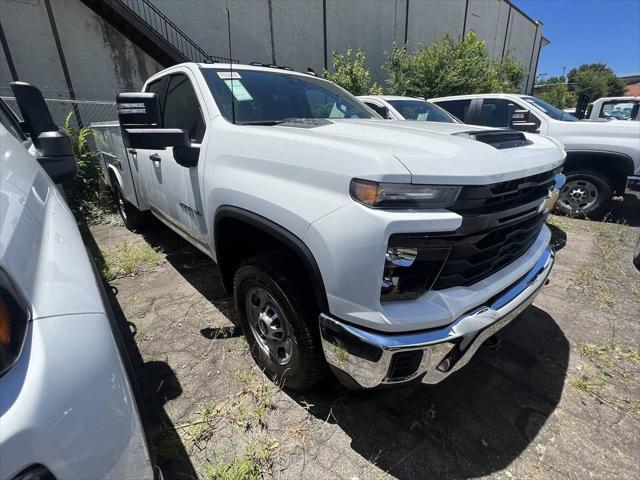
[383,32,527,98]
[324,48,383,96]
[567,63,625,101]
[534,76,577,109]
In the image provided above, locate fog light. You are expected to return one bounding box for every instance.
[380,239,450,302]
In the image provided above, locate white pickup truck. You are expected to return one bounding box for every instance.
[585,96,640,122]
[94,63,566,391]
[431,93,640,217]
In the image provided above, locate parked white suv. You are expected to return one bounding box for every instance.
[94,63,565,391]
[431,93,640,217]
[0,84,153,480]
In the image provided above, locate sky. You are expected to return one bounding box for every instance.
[514,0,640,78]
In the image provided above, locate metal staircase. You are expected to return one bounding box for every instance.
[80,0,237,67]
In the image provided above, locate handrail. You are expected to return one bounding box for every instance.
[118,0,238,63]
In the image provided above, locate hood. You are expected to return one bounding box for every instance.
[274,119,566,185]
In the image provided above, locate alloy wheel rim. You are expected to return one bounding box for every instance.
[245,287,293,366]
[559,179,598,212]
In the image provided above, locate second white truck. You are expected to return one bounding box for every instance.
[94,63,566,391]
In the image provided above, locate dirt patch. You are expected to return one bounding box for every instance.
[88,210,640,479]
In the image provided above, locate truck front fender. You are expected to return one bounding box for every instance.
[564,150,635,193]
[213,206,329,313]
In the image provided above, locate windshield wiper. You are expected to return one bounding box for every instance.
[236,120,289,126]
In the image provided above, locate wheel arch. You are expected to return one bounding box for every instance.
[214,206,329,313]
[564,150,634,194]
[106,164,123,189]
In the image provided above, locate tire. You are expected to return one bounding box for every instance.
[233,250,325,391]
[555,169,613,219]
[114,181,147,230]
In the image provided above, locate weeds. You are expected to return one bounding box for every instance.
[235,370,256,386]
[182,402,222,447]
[203,442,276,480]
[101,241,163,280]
[334,345,348,363]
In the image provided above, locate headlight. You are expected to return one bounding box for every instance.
[350,179,461,209]
[0,270,29,377]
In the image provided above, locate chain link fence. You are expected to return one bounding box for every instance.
[1,96,118,130]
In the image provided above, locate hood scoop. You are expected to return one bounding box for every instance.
[454,129,532,150]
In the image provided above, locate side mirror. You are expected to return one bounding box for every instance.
[510,109,538,133]
[117,92,190,149]
[10,82,77,183]
[379,106,391,119]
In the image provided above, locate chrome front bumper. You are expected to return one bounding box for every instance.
[319,246,555,389]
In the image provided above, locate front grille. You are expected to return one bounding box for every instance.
[388,168,558,292]
[451,167,561,215]
[431,213,546,289]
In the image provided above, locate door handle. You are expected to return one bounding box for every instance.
[149,153,161,162]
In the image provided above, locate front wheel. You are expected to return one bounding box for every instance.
[555,169,612,219]
[233,251,325,391]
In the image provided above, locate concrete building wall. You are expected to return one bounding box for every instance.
[0,0,162,100]
[152,0,273,66]
[466,0,511,59]
[0,0,68,97]
[406,0,466,47]
[504,7,540,92]
[325,0,401,83]
[271,0,325,74]
[0,0,546,107]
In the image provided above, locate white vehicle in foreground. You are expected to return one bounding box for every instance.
[94,63,565,391]
[430,93,640,217]
[585,96,640,122]
[357,95,460,122]
[0,84,153,480]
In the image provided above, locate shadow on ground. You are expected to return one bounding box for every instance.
[99,217,570,479]
[82,225,198,480]
[290,306,569,479]
[605,191,640,227]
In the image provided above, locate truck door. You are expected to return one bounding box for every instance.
[139,72,208,245]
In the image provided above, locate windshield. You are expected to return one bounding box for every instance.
[201,68,374,124]
[523,96,578,122]
[387,99,458,123]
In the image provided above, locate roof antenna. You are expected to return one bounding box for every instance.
[226,7,236,124]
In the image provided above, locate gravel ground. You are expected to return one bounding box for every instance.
[86,193,640,480]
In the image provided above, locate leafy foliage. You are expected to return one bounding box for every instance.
[383,32,527,98]
[534,76,577,109]
[62,112,103,220]
[324,48,383,96]
[567,63,625,101]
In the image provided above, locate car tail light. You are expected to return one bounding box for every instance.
[0,270,29,376]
